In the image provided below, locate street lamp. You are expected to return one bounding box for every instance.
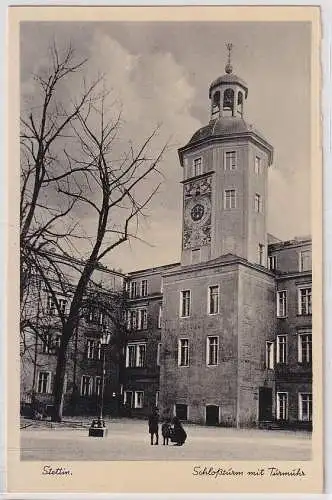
[88,329,110,438]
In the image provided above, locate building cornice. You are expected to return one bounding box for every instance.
[180,170,215,184]
[276,271,312,281]
[162,254,275,280]
[178,131,273,166]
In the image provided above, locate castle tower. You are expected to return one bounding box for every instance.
[178,44,274,267]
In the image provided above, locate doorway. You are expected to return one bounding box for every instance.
[206,405,220,426]
[175,404,188,421]
[258,387,273,421]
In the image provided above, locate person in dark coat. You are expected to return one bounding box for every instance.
[148,407,159,445]
[161,418,172,446]
[171,416,187,446]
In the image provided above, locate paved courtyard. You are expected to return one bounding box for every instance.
[20,418,312,461]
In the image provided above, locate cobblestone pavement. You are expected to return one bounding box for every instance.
[20,418,312,461]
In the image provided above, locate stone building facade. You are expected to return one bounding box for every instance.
[20,256,125,417]
[121,59,312,429]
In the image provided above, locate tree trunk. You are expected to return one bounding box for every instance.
[51,263,96,421]
[52,331,71,422]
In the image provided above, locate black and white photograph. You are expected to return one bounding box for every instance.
[7,4,323,494]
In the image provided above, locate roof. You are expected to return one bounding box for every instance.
[178,117,273,165]
[268,237,312,252]
[126,262,180,278]
[209,73,248,98]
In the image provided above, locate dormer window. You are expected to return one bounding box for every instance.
[223,88,234,116]
[192,157,202,177]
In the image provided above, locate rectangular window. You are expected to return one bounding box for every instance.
[268,255,277,271]
[88,308,102,324]
[58,298,67,315]
[298,333,312,364]
[126,343,146,368]
[266,341,275,369]
[134,391,144,409]
[180,290,191,317]
[124,390,133,407]
[155,391,160,408]
[137,309,148,330]
[207,336,219,366]
[277,290,287,317]
[41,332,52,354]
[47,296,56,316]
[191,248,201,264]
[158,306,162,329]
[254,155,261,174]
[141,279,148,297]
[225,151,237,170]
[193,157,202,177]
[53,334,61,351]
[224,189,237,209]
[129,281,137,299]
[86,339,101,360]
[157,343,161,366]
[254,193,262,213]
[81,375,93,396]
[277,392,288,420]
[299,393,312,422]
[127,344,136,367]
[299,250,312,272]
[127,310,138,330]
[42,333,61,355]
[47,296,67,315]
[99,311,104,325]
[298,287,312,315]
[95,376,102,396]
[277,335,287,364]
[88,308,96,323]
[87,339,95,359]
[178,338,189,367]
[37,371,51,394]
[208,285,219,315]
[258,244,265,265]
[137,344,146,367]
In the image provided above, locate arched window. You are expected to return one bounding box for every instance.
[223,88,234,116]
[211,91,220,118]
[237,91,243,116]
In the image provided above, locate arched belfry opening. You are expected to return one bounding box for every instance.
[211,91,220,118]
[208,43,248,121]
[223,88,234,116]
[237,91,243,117]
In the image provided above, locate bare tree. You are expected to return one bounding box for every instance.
[21,42,166,420]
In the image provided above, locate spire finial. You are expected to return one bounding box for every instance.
[225,42,233,74]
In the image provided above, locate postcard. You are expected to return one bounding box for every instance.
[7,4,323,494]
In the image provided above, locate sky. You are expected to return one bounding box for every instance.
[20,20,311,273]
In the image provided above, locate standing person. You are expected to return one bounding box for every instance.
[148,407,159,445]
[171,416,187,446]
[161,418,172,446]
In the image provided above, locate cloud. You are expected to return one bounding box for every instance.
[268,165,311,241]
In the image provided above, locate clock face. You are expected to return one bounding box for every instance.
[191,203,205,222]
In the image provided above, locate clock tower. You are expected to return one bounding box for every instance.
[178,45,273,267]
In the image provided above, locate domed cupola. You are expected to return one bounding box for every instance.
[209,43,248,119]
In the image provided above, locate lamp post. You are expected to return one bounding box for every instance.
[88,329,110,438]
